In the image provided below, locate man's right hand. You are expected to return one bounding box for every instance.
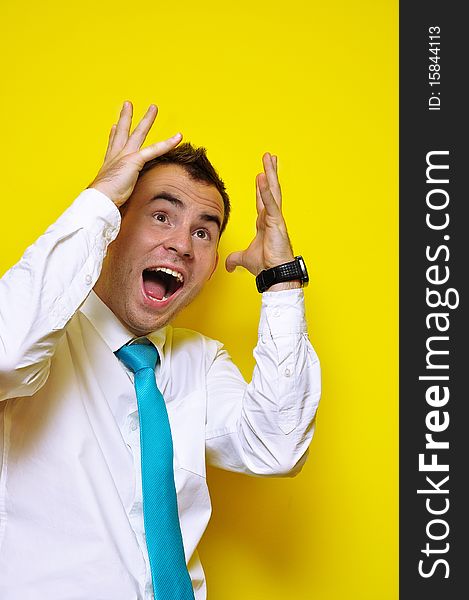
[89,101,182,207]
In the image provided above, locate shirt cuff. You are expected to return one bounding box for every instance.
[66,187,121,236]
[258,288,307,338]
[46,188,121,329]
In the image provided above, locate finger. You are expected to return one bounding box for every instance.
[104,124,117,162]
[257,172,281,218]
[126,104,158,152]
[262,152,281,205]
[225,250,244,272]
[139,132,183,163]
[262,152,282,206]
[271,154,278,172]
[255,175,263,215]
[112,101,133,154]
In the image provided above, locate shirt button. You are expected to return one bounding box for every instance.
[273,308,281,317]
[85,274,93,285]
[130,420,138,432]
[284,367,292,377]
[104,227,114,241]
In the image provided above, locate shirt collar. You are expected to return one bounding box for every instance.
[79,291,168,363]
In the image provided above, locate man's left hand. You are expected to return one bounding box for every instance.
[225,153,301,290]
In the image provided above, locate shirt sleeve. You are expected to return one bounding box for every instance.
[0,188,120,401]
[205,288,321,477]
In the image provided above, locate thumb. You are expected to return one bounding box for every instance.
[225,250,245,273]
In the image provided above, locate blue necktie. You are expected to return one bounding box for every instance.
[115,341,194,600]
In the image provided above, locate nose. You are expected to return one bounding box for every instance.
[164,226,194,258]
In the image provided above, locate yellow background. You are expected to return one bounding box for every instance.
[0,1,398,598]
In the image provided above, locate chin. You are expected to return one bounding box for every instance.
[125,301,179,336]
[122,281,200,335]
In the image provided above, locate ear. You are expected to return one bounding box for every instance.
[208,252,219,280]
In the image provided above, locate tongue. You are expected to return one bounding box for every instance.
[143,278,166,300]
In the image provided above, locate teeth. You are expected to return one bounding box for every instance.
[150,267,184,284]
[147,294,168,302]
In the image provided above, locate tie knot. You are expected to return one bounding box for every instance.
[115,341,159,373]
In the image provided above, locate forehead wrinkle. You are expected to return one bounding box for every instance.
[138,164,224,218]
[148,183,223,225]
[148,191,184,208]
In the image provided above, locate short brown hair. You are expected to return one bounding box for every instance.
[139,143,231,234]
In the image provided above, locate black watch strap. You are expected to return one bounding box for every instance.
[256,256,309,293]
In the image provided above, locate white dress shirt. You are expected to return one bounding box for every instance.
[0,188,321,600]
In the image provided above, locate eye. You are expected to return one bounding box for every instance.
[153,213,167,223]
[194,229,210,240]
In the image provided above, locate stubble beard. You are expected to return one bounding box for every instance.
[121,278,203,337]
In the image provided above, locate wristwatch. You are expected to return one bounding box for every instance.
[255,255,309,293]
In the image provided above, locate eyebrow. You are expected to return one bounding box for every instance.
[149,192,222,232]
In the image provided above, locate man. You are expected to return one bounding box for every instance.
[0,102,321,599]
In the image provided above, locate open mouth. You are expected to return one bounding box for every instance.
[142,267,184,303]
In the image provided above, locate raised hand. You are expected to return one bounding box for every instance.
[225,153,297,283]
[89,101,182,207]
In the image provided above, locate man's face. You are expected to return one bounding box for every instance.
[94,164,224,336]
